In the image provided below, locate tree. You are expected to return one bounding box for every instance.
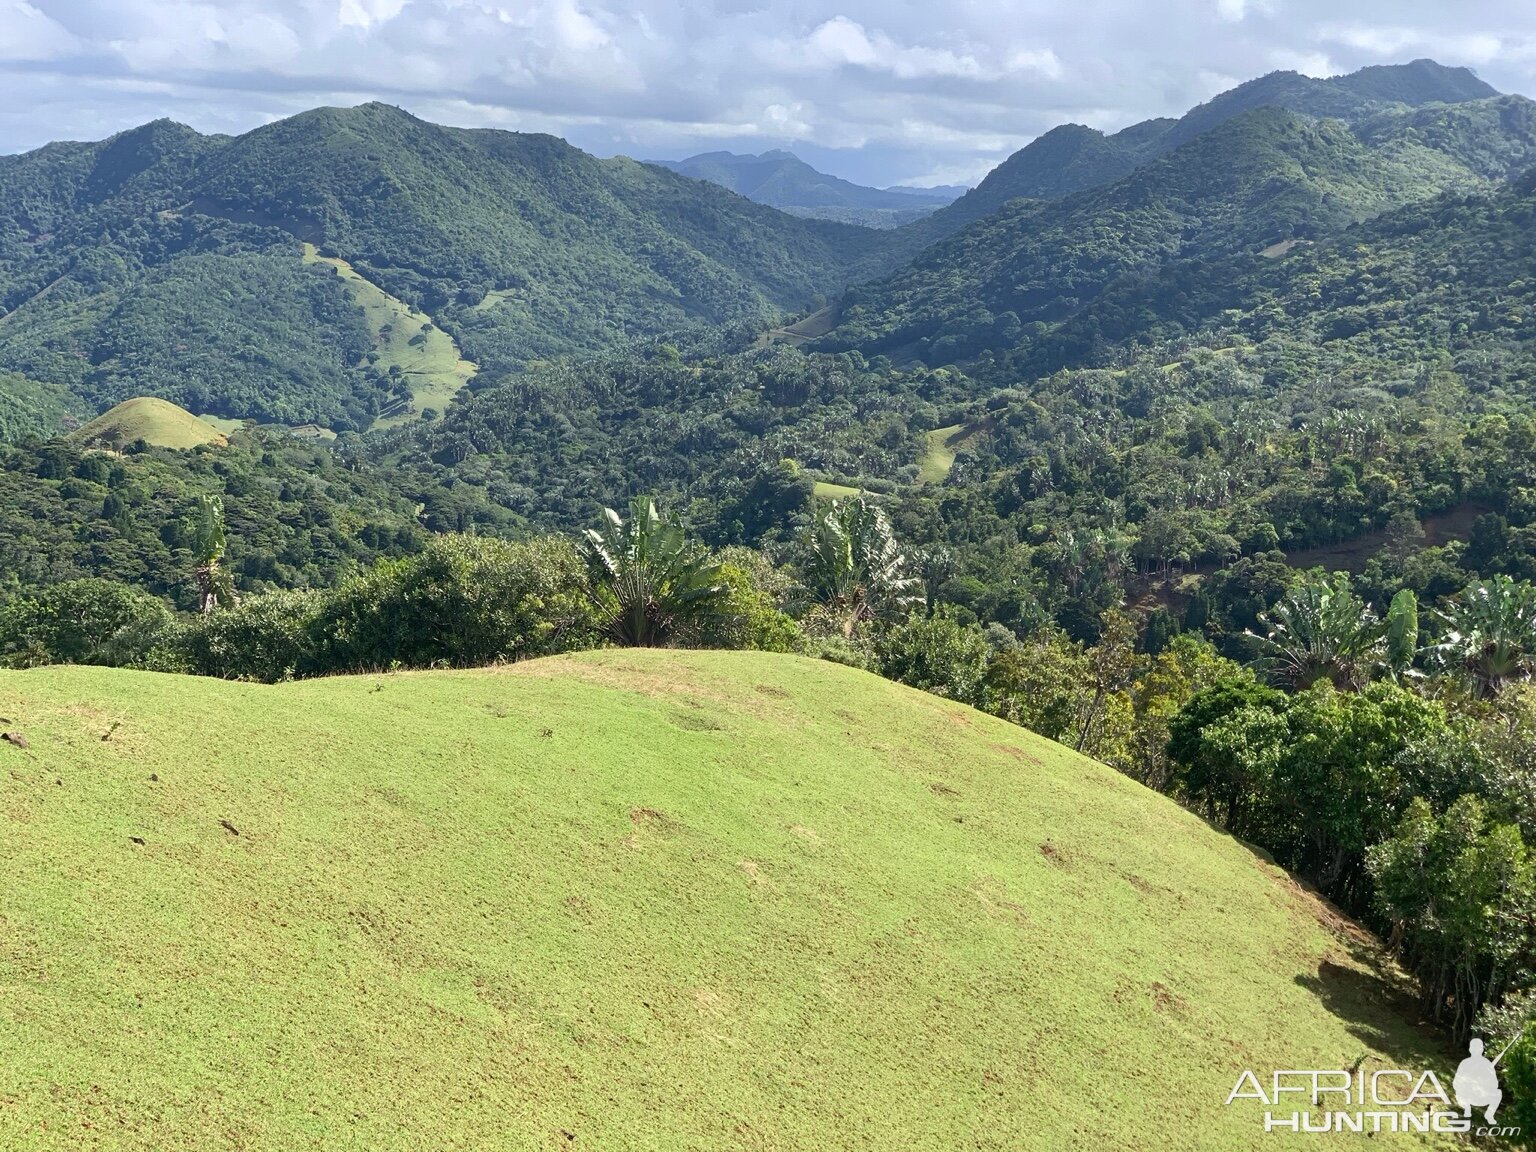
[320,534,598,672]
[984,629,1092,744]
[1369,794,1536,1036]
[685,547,802,653]
[1247,572,1383,691]
[1076,608,1140,753]
[1384,588,1420,681]
[876,608,990,705]
[584,498,726,647]
[1128,634,1243,790]
[1168,676,1288,831]
[800,496,920,637]
[191,495,236,614]
[0,579,172,669]
[1431,576,1536,698]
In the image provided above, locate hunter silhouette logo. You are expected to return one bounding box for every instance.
[1226,1038,1523,1137]
[1454,1037,1505,1124]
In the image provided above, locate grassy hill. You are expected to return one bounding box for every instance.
[68,397,228,449]
[300,242,475,425]
[0,650,1447,1149]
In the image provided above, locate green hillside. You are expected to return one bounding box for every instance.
[0,106,889,431]
[68,397,228,449]
[0,650,1446,1150]
[300,242,475,425]
[901,59,1503,247]
[826,104,1515,362]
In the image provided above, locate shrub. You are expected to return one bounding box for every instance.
[0,579,173,669]
[876,609,990,706]
[685,547,803,653]
[318,534,599,671]
[175,589,326,682]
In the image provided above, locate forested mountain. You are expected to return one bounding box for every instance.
[907,58,1503,245]
[648,149,961,227]
[825,94,1536,362]
[0,105,888,430]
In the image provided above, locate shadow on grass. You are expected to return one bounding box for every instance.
[1294,957,1426,1052]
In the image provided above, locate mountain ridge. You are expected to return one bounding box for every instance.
[902,57,1504,246]
[647,148,964,229]
[0,102,891,429]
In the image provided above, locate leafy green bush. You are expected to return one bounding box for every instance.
[0,579,172,668]
[876,609,991,706]
[318,534,599,671]
[175,589,326,683]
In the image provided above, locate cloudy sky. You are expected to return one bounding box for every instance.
[1,1,1534,187]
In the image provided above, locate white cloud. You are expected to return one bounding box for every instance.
[1316,23,1504,65]
[0,1,76,61]
[802,16,985,80]
[338,0,407,31]
[1268,48,1335,77]
[3,0,1536,186]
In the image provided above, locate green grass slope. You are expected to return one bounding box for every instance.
[0,651,1446,1150]
[301,242,475,425]
[68,397,228,449]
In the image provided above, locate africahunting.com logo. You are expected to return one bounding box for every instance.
[1226,1038,1520,1138]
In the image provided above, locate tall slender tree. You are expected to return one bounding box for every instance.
[192,495,236,614]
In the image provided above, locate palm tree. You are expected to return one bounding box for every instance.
[801,496,920,637]
[1430,576,1536,697]
[584,498,726,646]
[192,495,236,614]
[1247,573,1383,691]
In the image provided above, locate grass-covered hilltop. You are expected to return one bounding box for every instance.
[10,52,1536,1148]
[1,651,1445,1150]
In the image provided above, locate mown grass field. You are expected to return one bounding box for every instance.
[0,651,1449,1149]
[68,398,227,450]
[301,243,476,425]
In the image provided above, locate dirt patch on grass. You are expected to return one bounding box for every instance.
[668,709,724,733]
[990,742,1042,766]
[738,859,768,887]
[1150,981,1190,1015]
[1039,840,1071,866]
[970,875,1031,926]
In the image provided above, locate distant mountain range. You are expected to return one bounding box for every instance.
[1,57,1531,438]
[647,150,966,228]
[904,57,1504,244]
[826,58,1536,357]
[0,106,892,428]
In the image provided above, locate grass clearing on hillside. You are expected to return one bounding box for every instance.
[919,423,973,484]
[759,303,840,348]
[68,397,228,450]
[301,243,476,426]
[0,651,1451,1150]
[812,480,862,499]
